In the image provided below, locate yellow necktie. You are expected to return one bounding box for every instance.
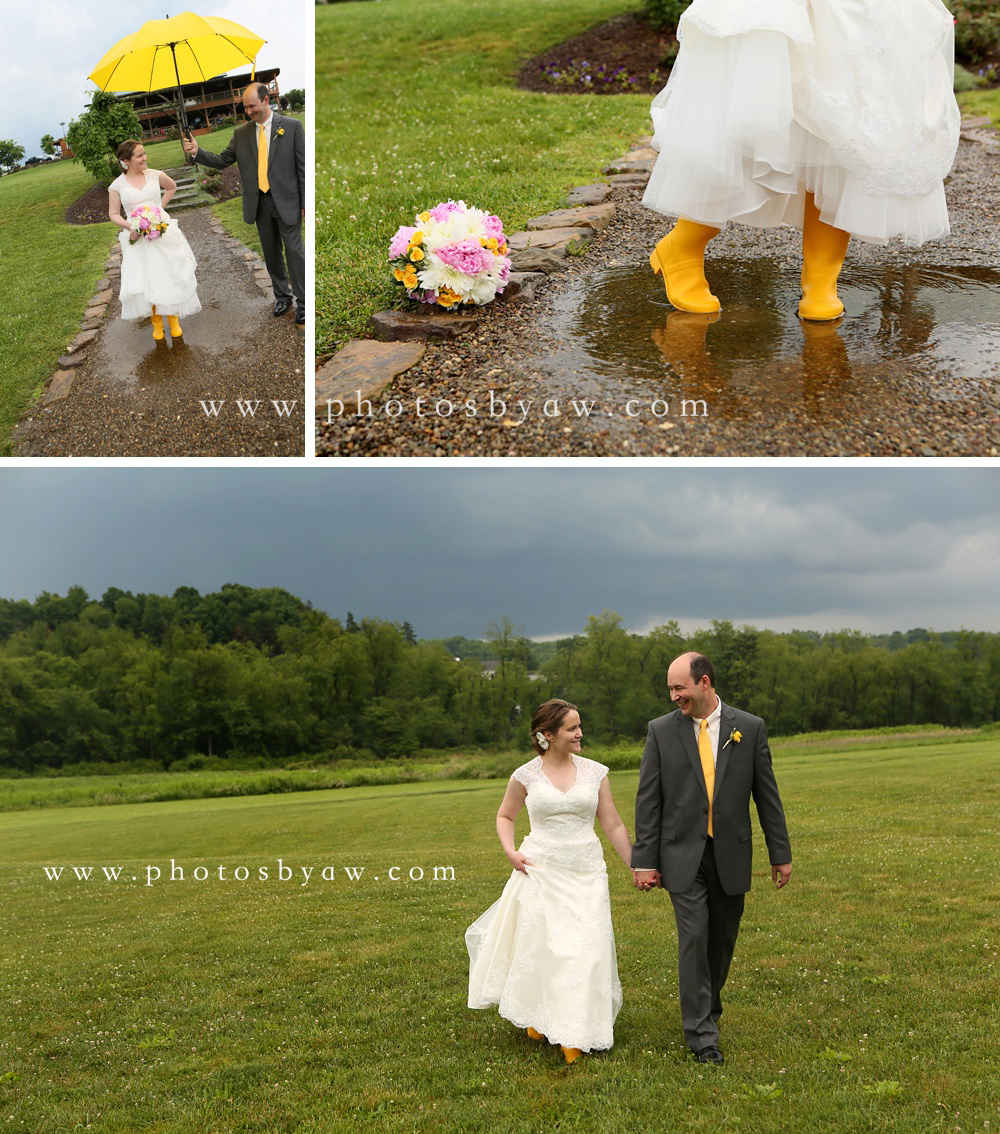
[257,123,269,193]
[698,718,714,837]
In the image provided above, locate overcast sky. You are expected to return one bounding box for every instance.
[8,0,306,161]
[0,467,997,640]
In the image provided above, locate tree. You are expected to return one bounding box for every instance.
[40,134,57,156]
[283,89,305,111]
[65,91,142,182]
[0,139,25,174]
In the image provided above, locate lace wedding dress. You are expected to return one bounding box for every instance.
[643,0,961,244]
[109,170,201,319]
[466,755,622,1051]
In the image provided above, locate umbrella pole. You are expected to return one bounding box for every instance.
[170,42,195,167]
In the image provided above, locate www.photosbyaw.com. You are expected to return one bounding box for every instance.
[42,859,456,887]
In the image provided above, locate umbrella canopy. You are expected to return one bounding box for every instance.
[88,12,265,93]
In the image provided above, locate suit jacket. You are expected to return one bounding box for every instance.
[194,112,304,228]
[632,701,791,895]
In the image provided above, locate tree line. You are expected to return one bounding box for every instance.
[1,586,997,774]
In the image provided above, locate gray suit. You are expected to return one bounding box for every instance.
[632,700,791,1053]
[194,111,305,314]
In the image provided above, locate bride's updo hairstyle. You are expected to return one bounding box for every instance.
[116,140,142,169]
[530,699,578,755]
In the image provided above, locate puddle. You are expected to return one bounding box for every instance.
[96,292,271,391]
[527,262,1000,422]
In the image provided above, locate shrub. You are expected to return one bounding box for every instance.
[644,0,692,31]
[947,1,1000,64]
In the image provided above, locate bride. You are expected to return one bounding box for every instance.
[643,0,961,320]
[107,140,201,341]
[466,700,635,1063]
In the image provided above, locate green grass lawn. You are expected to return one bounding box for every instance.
[1,735,997,1132]
[315,0,654,353]
[0,124,261,455]
[956,87,1000,126]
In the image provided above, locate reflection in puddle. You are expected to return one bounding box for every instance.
[529,262,1000,422]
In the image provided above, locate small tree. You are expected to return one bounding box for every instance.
[40,134,58,157]
[65,91,142,182]
[0,139,26,174]
[284,88,305,111]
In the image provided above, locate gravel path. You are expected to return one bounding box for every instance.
[15,208,305,457]
[317,136,1000,458]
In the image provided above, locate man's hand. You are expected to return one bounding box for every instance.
[772,863,792,889]
[181,133,197,157]
[632,868,660,891]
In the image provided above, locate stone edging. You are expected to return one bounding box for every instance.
[37,210,272,406]
[315,137,657,421]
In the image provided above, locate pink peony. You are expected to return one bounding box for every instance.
[481,213,505,242]
[435,239,491,276]
[389,225,417,260]
[427,200,463,223]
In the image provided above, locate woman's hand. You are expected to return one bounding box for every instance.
[507,852,534,874]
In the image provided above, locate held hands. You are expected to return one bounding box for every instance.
[772,863,792,889]
[632,868,660,892]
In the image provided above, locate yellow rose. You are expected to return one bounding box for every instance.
[409,231,424,246]
[409,247,425,262]
[393,268,405,281]
[402,269,418,289]
[418,211,430,222]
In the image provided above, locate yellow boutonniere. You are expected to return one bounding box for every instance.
[722,728,742,750]
[276,127,284,136]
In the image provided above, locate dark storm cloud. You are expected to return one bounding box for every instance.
[0,467,997,637]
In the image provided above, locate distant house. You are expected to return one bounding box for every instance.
[117,67,284,140]
[480,660,543,681]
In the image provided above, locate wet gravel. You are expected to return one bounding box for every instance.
[316,136,1000,458]
[16,207,305,457]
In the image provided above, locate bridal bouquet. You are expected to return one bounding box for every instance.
[128,204,169,242]
[388,201,511,308]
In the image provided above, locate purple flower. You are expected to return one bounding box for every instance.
[435,239,491,276]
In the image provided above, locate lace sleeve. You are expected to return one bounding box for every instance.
[511,758,540,788]
[577,757,610,785]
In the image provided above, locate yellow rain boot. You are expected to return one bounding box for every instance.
[167,315,182,338]
[649,219,721,313]
[150,304,164,341]
[560,1045,583,1064]
[798,193,850,321]
[526,1027,545,1042]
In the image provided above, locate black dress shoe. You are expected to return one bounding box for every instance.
[695,1046,724,1064]
[295,307,305,326]
[273,297,292,317]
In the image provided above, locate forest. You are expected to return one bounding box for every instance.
[1,584,997,773]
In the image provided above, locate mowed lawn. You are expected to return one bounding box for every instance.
[315,0,652,352]
[1,737,997,1132]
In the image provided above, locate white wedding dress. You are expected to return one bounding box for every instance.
[643,0,961,244]
[109,169,201,320]
[466,755,622,1052]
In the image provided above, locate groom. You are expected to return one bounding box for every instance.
[632,651,792,1064]
[182,83,305,326]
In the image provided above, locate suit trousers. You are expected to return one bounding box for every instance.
[668,838,745,1052]
[256,190,305,309]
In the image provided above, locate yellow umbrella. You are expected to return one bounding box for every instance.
[88,12,265,94]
